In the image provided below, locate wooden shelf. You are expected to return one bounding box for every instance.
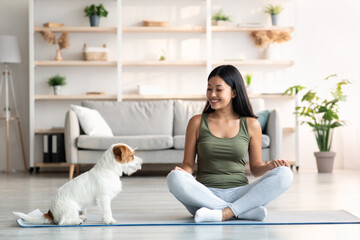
[123,60,206,67]
[214,60,294,67]
[34,26,117,33]
[122,26,294,33]
[249,93,294,99]
[123,60,293,67]
[35,61,117,66]
[212,26,294,32]
[122,94,206,100]
[34,93,293,101]
[35,94,117,101]
[123,26,206,33]
[35,128,64,134]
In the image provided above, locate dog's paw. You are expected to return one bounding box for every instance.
[79,215,87,222]
[103,217,118,225]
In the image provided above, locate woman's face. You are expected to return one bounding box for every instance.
[207,76,236,110]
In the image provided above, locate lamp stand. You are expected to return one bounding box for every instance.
[0,63,27,173]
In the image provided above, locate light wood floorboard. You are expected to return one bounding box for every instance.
[1,170,360,240]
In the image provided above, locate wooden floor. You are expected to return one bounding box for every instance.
[1,170,360,240]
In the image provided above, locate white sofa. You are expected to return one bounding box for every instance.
[64,99,282,178]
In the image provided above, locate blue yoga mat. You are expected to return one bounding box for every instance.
[16,209,360,228]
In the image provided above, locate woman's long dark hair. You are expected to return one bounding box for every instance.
[203,65,257,118]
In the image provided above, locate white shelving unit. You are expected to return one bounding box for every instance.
[29,0,121,170]
[28,0,297,170]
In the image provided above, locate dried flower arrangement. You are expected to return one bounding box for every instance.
[41,31,70,61]
[41,31,70,49]
[250,30,292,49]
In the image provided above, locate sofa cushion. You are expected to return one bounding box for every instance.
[261,134,270,148]
[82,100,173,136]
[174,100,206,136]
[70,105,113,137]
[257,110,270,132]
[173,134,270,150]
[77,135,173,150]
[173,135,186,149]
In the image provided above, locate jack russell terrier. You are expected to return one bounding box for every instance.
[14,143,142,225]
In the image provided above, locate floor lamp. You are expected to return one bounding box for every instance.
[0,35,27,173]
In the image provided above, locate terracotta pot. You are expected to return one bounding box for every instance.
[314,152,336,173]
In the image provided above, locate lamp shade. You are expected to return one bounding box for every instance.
[0,35,22,63]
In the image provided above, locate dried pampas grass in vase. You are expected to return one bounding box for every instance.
[41,31,70,61]
[250,30,292,59]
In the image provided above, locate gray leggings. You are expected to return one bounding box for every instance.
[166,166,293,217]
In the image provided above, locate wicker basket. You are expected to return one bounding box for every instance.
[83,44,108,61]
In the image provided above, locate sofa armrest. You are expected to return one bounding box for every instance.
[265,109,282,161]
[64,110,80,164]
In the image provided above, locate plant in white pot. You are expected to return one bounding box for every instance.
[284,74,351,173]
[48,74,67,95]
[244,73,254,93]
[211,9,231,26]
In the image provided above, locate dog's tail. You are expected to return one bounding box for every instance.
[13,210,54,224]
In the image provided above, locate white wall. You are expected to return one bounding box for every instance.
[0,0,359,172]
[0,0,29,172]
[294,0,360,170]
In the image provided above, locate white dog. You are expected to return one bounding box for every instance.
[13,143,142,225]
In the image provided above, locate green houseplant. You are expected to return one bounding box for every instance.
[84,3,109,27]
[48,74,66,95]
[284,74,351,172]
[264,4,284,26]
[244,74,254,93]
[212,9,231,26]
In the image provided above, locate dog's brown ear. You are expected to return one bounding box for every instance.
[113,145,133,163]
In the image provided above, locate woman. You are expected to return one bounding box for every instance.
[166,65,293,223]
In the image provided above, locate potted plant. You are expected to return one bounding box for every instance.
[264,4,284,26]
[245,73,254,93]
[48,74,67,95]
[284,74,351,173]
[84,3,109,27]
[212,9,231,26]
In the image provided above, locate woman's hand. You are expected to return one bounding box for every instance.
[173,166,185,171]
[266,159,289,170]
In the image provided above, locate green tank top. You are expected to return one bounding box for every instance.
[196,113,249,189]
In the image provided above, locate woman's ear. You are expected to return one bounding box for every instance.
[232,89,236,98]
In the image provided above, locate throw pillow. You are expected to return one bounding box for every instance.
[70,105,113,137]
[257,110,270,132]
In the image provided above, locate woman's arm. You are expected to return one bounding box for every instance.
[175,114,202,174]
[247,117,289,177]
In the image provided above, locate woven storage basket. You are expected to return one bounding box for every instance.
[83,44,108,61]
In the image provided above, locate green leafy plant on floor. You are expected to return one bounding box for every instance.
[48,74,67,86]
[284,74,351,152]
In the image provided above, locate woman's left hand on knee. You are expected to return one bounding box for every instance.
[267,159,289,169]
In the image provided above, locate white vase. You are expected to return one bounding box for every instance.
[53,85,62,95]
